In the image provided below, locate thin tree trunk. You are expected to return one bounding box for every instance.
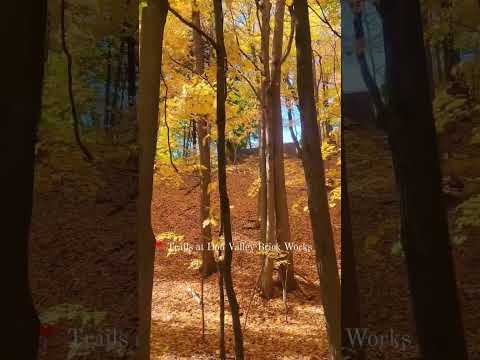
[136,2,168,359]
[218,261,226,359]
[259,0,275,299]
[61,0,94,161]
[182,128,187,158]
[270,0,296,290]
[3,1,47,358]
[192,4,216,277]
[258,112,268,244]
[287,105,302,158]
[213,1,244,358]
[292,1,341,358]
[380,1,468,358]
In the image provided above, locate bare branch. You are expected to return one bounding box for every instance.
[254,0,263,33]
[160,72,179,173]
[167,53,216,89]
[227,60,261,102]
[61,0,94,162]
[309,2,341,39]
[281,6,296,65]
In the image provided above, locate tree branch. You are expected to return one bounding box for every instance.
[228,61,261,102]
[160,72,179,173]
[309,2,341,39]
[167,53,216,90]
[168,5,219,52]
[61,0,94,162]
[281,6,296,65]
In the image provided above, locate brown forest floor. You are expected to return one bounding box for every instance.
[29,130,339,359]
[150,150,341,359]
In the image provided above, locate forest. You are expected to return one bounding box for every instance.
[2,0,479,359]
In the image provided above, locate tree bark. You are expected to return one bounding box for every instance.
[259,0,276,299]
[2,1,47,358]
[136,2,168,359]
[287,105,302,158]
[258,108,268,247]
[380,1,468,358]
[292,1,341,359]
[192,4,216,277]
[269,0,296,291]
[213,0,244,358]
[218,261,226,359]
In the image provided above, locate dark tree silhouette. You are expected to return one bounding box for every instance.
[376,1,468,358]
[2,1,47,358]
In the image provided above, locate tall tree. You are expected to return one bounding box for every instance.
[258,0,276,299]
[377,1,468,358]
[292,1,341,359]
[258,0,296,297]
[269,0,296,290]
[213,0,244,357]
[2,1,47,358]
[137,1,169,359]
[192,2,216,277]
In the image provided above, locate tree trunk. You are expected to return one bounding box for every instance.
[259,0,275,299]
[136,2,168,359]
[269,0,296,291]
[292,1,341,359]
[218,261,226,359]
[287,105,302,158]
[258,109,268,245]
[380,1,468,358]
[192,5,216,277]
[213,0,244,358]
[3,1,47,358]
